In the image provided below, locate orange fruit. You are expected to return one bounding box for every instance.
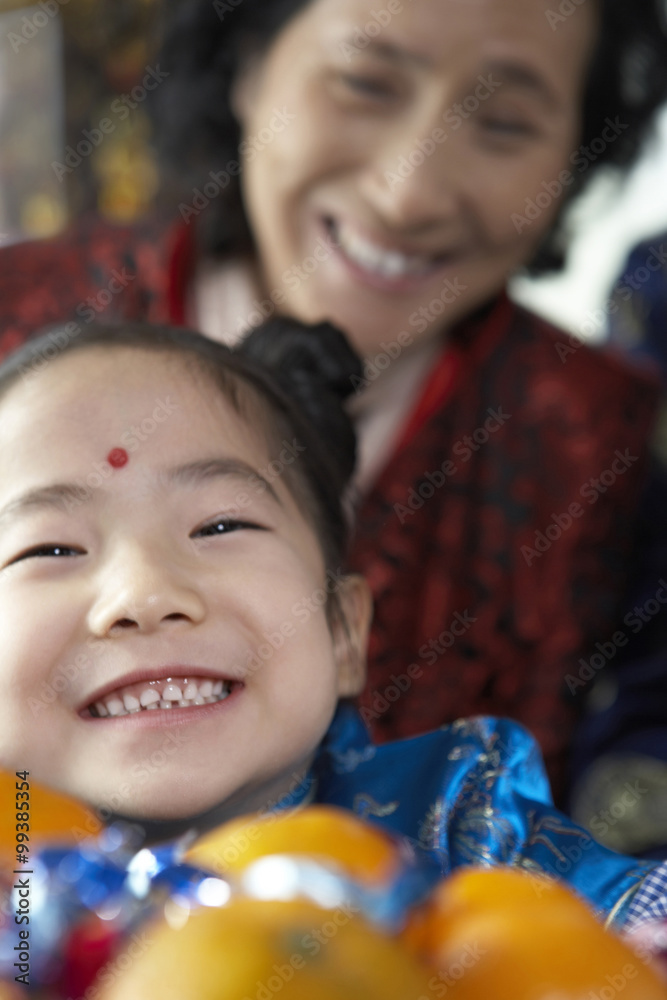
[185,805,402,887]
[0,983,24,1000]
[0,770,101,865]
[404,866,666,1000]
[98,897,432,1000]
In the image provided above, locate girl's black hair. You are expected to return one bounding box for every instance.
[0,318,363,577]
[151,0,667,274]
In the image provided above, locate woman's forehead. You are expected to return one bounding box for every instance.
[299,0,597,67]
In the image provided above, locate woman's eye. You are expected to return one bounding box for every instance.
[336,73,398,102]
[7,544,82,566]
[479,117,537,138]
[193,519,264,539]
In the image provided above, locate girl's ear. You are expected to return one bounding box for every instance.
[333,575,373,698]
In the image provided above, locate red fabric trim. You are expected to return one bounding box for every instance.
[395,346,462,453]
[166,220,196,326]
[394,292,514,453]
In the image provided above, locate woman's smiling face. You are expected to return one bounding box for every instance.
[0,348,368,823]
[235,0,598,355]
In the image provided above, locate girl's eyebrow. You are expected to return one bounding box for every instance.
[0,484,89,525]
[163,458,282,505]
[0,459,282,527]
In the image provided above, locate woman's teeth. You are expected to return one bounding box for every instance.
[89,678,231,718]
[334,222,435,278]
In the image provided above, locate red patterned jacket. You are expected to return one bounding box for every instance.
[0,216,659,799]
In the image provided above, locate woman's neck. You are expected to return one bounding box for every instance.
[190,256,447,494]
[347,334,445,494]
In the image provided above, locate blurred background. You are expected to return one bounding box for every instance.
[0,0,160,241]
[1,0,667,340]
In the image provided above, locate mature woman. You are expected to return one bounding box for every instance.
[3,0,667,798]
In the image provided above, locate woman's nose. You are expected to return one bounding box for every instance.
[359,118,461,231]
[87,544,206,637]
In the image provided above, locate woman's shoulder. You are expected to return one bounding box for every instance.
[0,214,180,359]
[508,300,660,397]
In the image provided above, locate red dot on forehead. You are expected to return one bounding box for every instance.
[107,448,129,469]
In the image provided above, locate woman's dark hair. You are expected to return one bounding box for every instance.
[151,0,667,274]
[0,318,363,584]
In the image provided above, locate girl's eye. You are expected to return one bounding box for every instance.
[192,519,265,539]
[7,544,82,566]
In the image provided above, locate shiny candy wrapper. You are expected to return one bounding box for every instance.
[0,824,215,990]
[0,821,440,993]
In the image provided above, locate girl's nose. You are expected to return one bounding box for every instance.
[87,544,206,637]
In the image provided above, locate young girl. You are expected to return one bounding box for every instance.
[2,0,667,801]
[0,317,665,934]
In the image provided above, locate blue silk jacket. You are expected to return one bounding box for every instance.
[310,702,658,929]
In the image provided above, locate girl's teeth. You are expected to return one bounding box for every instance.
[90,678,232,718]
[140,688,160,707]
[163,684,183,702]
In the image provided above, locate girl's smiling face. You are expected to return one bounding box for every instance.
[235,0,598,356]
[0,348,368,823]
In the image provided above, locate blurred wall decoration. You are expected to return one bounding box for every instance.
[0,0,161,245]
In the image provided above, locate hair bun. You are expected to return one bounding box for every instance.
[236,317,362,404]
[236,317,362,489]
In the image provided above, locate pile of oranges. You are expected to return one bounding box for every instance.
[0,775,664,999]
[114,807,665,1000]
